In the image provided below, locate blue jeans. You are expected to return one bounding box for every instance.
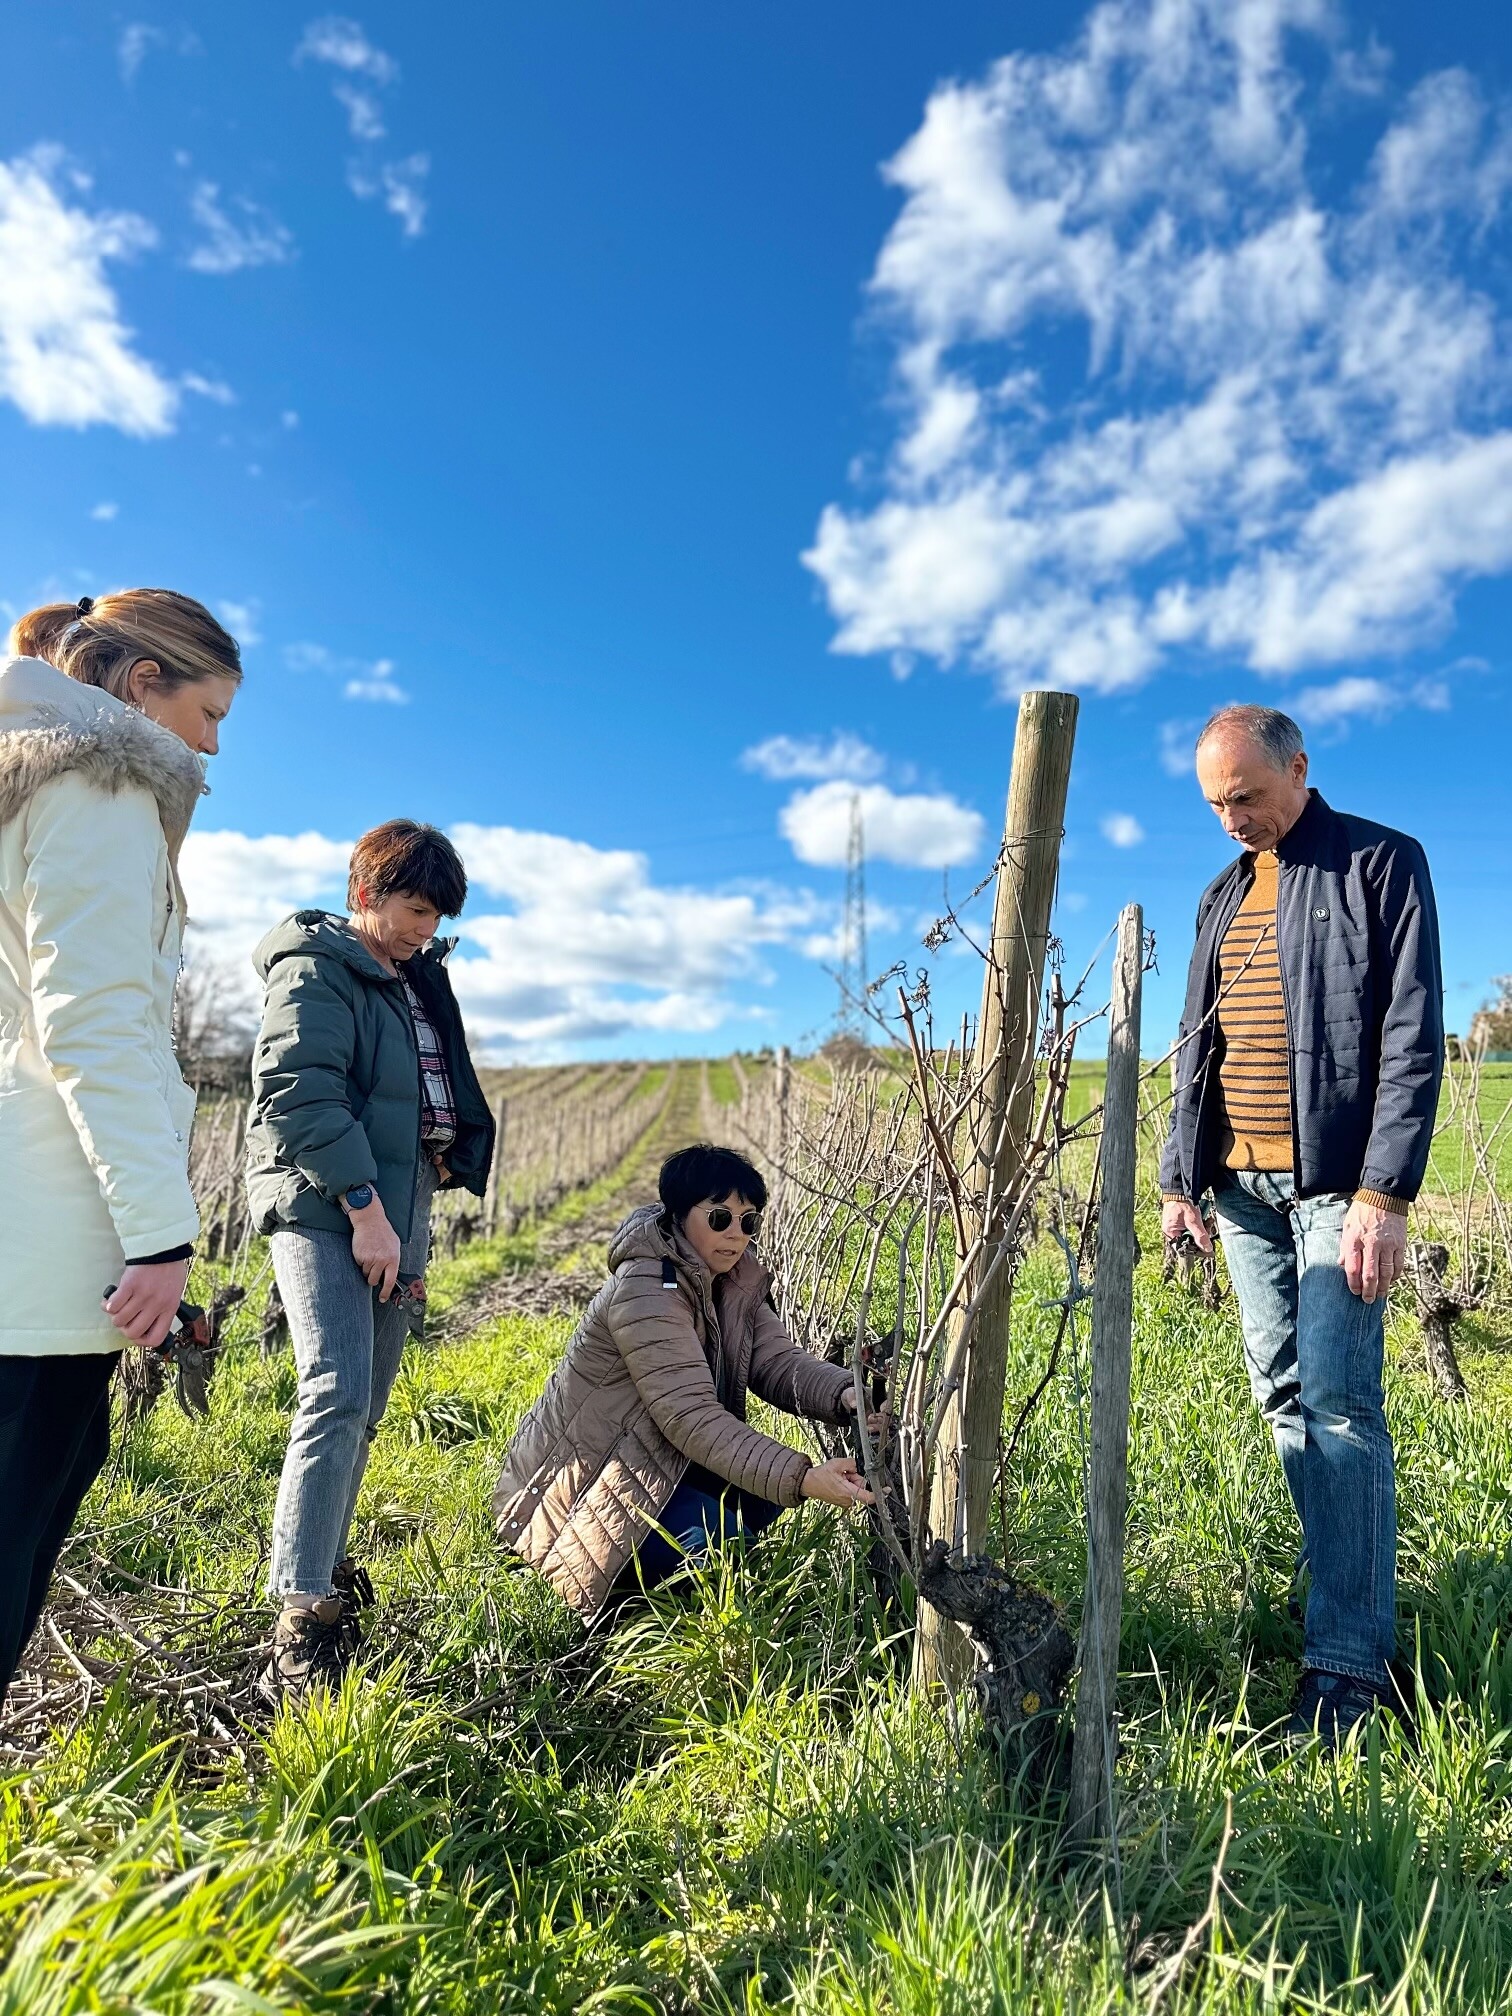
[1211,1171,1395,1684]
[623,1471,784,1593]
[268,1161,434,1600]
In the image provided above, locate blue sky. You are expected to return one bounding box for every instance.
[2,1,1508,1059]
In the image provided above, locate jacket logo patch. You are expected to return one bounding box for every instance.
[661,1257,677,1289]
[1314,906,1330,920]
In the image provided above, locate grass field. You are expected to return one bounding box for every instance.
[5,1062,1512,2012]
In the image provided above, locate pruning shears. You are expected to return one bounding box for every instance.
[103,1292,218,1419]
[396,1271,428,1339]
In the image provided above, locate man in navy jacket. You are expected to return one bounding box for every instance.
[1160,703,1443,1747]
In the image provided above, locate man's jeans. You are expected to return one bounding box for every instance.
[1211,1171,1395,1685]
[268,1162,434,1600]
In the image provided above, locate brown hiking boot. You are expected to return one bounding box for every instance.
[258,1604,353,1706]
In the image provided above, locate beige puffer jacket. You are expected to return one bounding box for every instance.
[493,1204,853,1616]
[0,656,203,1354]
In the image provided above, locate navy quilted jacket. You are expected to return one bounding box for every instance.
[1159,792,1444,1205]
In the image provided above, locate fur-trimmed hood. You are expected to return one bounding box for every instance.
[0,655,205,863]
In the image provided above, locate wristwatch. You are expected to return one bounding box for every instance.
[341,1183,375,1214]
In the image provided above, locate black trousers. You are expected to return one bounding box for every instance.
[0,1352,119,1699]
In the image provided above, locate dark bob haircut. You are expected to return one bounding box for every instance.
[348,820,468,918]
[658,1143,768,1223]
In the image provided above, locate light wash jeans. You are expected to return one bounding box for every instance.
[1211,1170,1395,1685]
[268,1161,435,1600]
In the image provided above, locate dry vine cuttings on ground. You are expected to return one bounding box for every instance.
[728,911,1137,1756]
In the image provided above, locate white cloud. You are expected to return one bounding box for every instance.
[185,182,295,274]
[740,731,886,782]
[1100,811,1145,848]
[798,899,900,964]
[90,500,118,521]
[1190,433,1512,672]
[295,16,398,84]
[281,409,300,428]
[182,819,823,1053]
[217,599,261,648]
[349,156,429,239]
[297,17,426,238]
[1366,70,1512,228]
[805,4,1512,694]
[285,639,410,703]
[1291,675,1395,726]
[181,370,235,404]
[334,83,386,140]
[1158,718,1202,777]
[284,642,333,673]
[344,658,408,703]
[118,24,162,83]
[779,779,983,869]
[0,148,175,435]
[1291,670,1456,734]
[179,829,353,978]
[118,22,199,83]
[447,823,821,1052]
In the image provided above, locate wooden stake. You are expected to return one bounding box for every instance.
[774,1045,791,1215]
[915,690,1078,1691]
[1068,902,1143,1843]
[483,1095,508,1234]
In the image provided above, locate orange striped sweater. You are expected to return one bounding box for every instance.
[1215,851,1293,1172]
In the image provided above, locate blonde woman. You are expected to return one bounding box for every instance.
[0,591,241,1700]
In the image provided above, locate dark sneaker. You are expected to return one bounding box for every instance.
[332,1557,375,1629]
[1287,1668,1386,1750]
[258,1605,352,1707]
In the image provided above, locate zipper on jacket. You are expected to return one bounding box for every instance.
[1274,860,1303,1185]
[379,976,422,1242]
[406,947,493,1179]
[1191,869,1246,1197]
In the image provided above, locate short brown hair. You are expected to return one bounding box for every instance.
[10,589,242,699]
[348,820,467,917]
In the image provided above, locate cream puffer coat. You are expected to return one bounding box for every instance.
[0,656,204,1355]
[493,1204,854,1616]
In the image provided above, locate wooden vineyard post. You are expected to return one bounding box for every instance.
[774,1045,791,1215]
[1068,903,1143,1844]
[915,691,1079,1692]
[224,1099,248,1258]
[483,1096,508,1235]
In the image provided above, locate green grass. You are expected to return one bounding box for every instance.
[8,1149,1512,2009]
[1425,1063,1512,1198]
[705,1059,741,1107]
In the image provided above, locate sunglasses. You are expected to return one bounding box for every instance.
[700,1204,762,1237]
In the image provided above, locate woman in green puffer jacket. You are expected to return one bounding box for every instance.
[245,820,494,1701]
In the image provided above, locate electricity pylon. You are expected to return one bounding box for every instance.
[837,791,868,1041]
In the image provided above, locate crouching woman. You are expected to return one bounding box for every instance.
[245,821,495,1701]
[493,1143,873,1619]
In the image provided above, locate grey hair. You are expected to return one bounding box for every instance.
[1196,704,1305,770]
